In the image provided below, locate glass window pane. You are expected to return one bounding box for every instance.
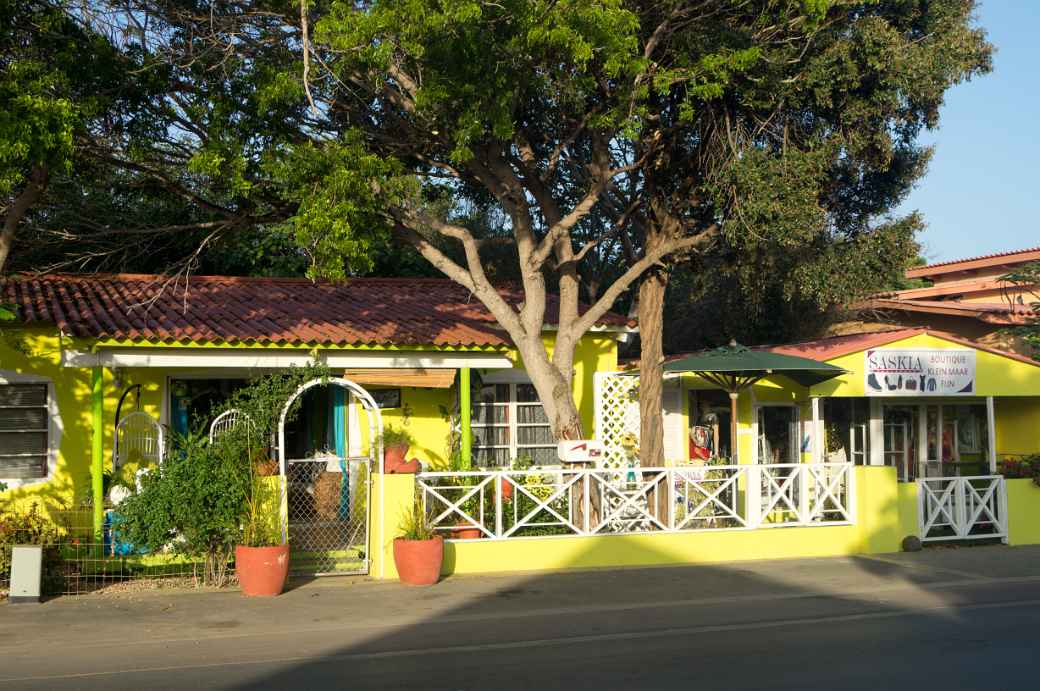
[474,404,508,425]
[474,426,510,447]
[516,405,548,424]
[0,455,47,479]
[527,447,557,465]
[479,385,509,405]
[475,446,511,467]
[518,425,553,445]
[516,384,540,403]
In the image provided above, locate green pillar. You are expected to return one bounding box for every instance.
[460,367,472,469]
[91,365,104,538]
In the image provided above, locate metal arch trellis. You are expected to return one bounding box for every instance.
[277,377,384,577]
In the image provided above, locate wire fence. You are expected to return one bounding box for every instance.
[1,504,231,598]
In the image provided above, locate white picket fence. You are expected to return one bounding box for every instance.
[918,476,1008,543]
[416,463,854,540]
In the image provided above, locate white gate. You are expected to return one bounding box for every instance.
[918,476,1008,543]
[277,378,383,576]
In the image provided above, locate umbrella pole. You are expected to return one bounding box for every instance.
[729,392,739,463]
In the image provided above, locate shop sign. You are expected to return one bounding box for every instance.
[864,349,976,396]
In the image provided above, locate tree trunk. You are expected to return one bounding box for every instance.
[0,165,48,273]
[519,338,584,441]
[638,268,668,467]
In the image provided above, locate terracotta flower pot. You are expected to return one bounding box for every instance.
[500,478,514,501]
[393,536,443,586]
[384,442,410,468]
[236,544,289,597]
[450,523,483,540]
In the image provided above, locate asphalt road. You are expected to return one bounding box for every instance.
[2,546,1039,690]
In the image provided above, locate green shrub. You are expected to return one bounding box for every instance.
[117,363,330,586]
[116,431,250,587]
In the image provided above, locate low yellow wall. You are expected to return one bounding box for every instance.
[1007,478,1040,546]
[369,472,415,580]
[372,466,924,580]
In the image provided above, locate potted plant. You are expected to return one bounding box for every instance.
[393,498,443,585]
[235,461,288,597]
[383,424,416,469]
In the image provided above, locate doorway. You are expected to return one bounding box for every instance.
[883,405,917,482]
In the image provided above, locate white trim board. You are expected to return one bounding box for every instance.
[62,348,514,370]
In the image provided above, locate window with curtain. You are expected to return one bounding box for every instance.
[0,383,49,479]
[472,383,555,467]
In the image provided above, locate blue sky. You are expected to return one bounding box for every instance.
[896,1,1039,263]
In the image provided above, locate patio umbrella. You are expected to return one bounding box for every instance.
[662,342,847,461]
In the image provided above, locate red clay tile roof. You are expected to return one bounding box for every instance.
[906,246,1040,278]
[1,274,632,347]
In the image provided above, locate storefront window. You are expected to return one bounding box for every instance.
[823,398,870,465]
[924,403,989,476]
[883,402,991,481]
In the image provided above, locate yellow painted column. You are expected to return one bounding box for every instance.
[370,472,417,579]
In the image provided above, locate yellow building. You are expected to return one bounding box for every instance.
[384,328,1040,580]
[0,273,629,577]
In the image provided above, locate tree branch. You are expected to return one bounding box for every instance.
[0,165,49,272]
[570,224,720,336]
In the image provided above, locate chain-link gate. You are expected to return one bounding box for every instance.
[285,456,370,575]
[278,377,383,577]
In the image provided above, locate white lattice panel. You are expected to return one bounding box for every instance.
[594,373,641,469]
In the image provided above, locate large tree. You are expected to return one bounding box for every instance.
[302,0,988,451]
[7,1,992,458]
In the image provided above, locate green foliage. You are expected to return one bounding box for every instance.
[267,136,416,279]
[397,496,437,541]
[1001,262,1040,359]
[218,362,331,444]
[116,363,331,585]
[0,502,64,594]
[116,431,250,587]
[382,424,415,448]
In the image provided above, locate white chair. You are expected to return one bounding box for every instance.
[208,409,256,444]
[114,411,165,469]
